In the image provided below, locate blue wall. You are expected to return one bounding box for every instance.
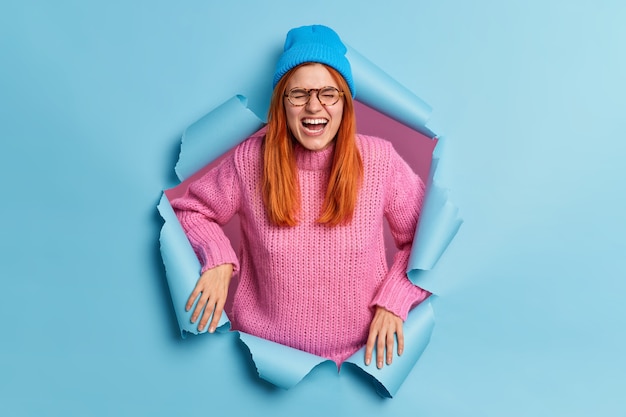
[1,1,625,416]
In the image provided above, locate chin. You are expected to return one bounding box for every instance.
[295,129,335,151]
[299,138,333,151]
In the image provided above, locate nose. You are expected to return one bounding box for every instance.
[305,92,323,112]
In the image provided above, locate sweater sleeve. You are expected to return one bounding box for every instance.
[369,147,431,320]
[169,156,241,274]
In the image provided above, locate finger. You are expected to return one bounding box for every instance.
[397,323,404,357]
[386,330,395,365]
[186,286,201,311]
[376,330,386,369]
[208,299,225,333]
[191,293,208,324]
[198,297,216,331]
[364,329,377,366]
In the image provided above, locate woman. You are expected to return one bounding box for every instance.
[171,25,430,369]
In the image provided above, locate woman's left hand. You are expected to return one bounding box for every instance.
[365,306,404,368]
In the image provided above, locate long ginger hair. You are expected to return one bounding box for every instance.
[263,63,362,227]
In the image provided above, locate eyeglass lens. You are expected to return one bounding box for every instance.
[286,87,341,106]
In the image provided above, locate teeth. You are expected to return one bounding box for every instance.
[302,118,328,125]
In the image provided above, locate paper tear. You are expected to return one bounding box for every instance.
[407,136,463,292]
[347,45,435,138]
[175,94,265,182]
[158,95,264,336]
[238,333,331,389]
[159,44,461,397]
[342,297,436,398]
[158,194,230,336]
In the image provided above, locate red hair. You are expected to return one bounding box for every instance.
[263,63,362,227]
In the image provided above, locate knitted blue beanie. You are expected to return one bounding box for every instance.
[273,25,355,97]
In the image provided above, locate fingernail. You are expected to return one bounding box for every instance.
[377,361,383,368]
[209,327,215,333]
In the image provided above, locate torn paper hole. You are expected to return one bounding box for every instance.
[158,48,462,397]
[159,95,265,337]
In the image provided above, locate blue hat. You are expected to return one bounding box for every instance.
[272,25,355,97]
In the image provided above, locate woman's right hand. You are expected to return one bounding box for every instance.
[185,263,233,333]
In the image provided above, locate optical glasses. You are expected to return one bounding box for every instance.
[284,86,344,106]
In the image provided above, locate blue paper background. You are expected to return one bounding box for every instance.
[1,1,625,416]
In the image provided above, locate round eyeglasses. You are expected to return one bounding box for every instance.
[284,86,344,106]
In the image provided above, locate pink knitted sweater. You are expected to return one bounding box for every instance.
[171,132,430,364]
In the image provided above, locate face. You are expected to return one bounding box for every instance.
[284,64,344,151]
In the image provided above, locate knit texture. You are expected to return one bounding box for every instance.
[171,133,430,364]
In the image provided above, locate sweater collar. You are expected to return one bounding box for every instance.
[294,141,335,171]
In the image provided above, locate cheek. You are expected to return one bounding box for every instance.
[329,108,344,134]
[285,108,300,132]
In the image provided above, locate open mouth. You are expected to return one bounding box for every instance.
[301,118,328,133]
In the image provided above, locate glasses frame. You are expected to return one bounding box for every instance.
[284,86,344,107]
